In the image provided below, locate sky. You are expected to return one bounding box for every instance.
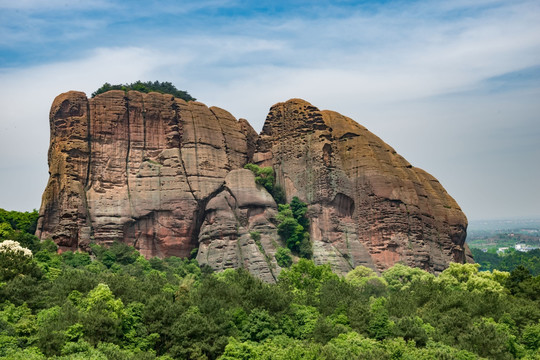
[0,0,539,221]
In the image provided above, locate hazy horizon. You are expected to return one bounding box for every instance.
[1,0,539,221]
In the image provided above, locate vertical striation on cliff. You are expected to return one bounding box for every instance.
[37,92,471,279]
[37,90,259,261]
[254,99,471,274]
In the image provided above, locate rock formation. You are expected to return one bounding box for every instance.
[37,91,471,280]
[255,99,471,274]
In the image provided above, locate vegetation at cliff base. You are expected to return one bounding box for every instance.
[91,80,196,101]
[1,208,540,359]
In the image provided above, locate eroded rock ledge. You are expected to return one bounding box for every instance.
[37,91,472,281]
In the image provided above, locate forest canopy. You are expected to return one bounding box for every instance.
[91,81,196,102]
[1,209,539,359]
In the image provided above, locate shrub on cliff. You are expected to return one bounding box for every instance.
[276,198,312,259]
[91,80,196,101]
[275,247,293,268]
[244,163,286,204]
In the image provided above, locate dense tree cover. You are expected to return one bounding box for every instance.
[1,232,539,359]
[91,81,196,102]
[0,208,38,237]
[1,210,540,359]
[472,248,540,276]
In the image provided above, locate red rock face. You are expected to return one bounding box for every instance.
[197,169,282,282]
[37,90,256,259]
[37,92,471,278]
[255,99,471,274]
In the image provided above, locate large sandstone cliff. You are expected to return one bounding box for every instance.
[37,91,471,280]
[255,99,471,274]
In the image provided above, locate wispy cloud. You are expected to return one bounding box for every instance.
[0,0,539,218]
[0,0,111,10]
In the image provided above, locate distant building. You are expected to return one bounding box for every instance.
[515,243,537,252]
[497,247,509,254]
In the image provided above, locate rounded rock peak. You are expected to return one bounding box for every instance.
[51,90,88,105]
[269,98,319,110]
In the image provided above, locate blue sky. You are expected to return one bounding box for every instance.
[0,0,539,221]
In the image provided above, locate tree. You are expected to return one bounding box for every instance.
[276,202,311,257]
[367,298,393,341]
[382,263,433,292]
[244,163,286,204]
[278,259,338,306]
[0,240,41,281]
[275,247,293,268]
[521,322,540,351]
[244,164,275,194]
[91,80,195,101]
[80,283,125,345]
[345,266,380,287]
[506,265,532,295]
[290,196,308,229]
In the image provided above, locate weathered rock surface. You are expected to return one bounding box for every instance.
[197,169,282,282]
[37,91,470,279]
[255,99,470,274]
[37,90,257,262]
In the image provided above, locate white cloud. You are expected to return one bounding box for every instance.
[0,0,111,10]
[1,0,539,219]
[0,47,183,211]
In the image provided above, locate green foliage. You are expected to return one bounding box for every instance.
[271,185,286,206]
[276,198,311,258]
[0,240,42,281]
[346,265,382,288]
[436,262,508,293]
[0,208,42,255]
[473,247,540,275]
[382,263,434,292]
[243,163,286,204]
[275,247,293,268]
[368,297,393,340]
[278,259,338,306]
[221,335,323,360]
[244,163,275,195]
[62,251,91,268]
[277,211,304,250]
[521,322,540,350]
[91,80,195,101]
[243,166,312,258]
[290,196,308,228]
[249,231,261,242]
[0,208,39,235]
[89,242,139,269]
[0,208,538,360]
[393,316,429,346]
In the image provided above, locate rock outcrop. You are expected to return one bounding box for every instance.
[197,169,281,282]
[37,90,257,261]
[255,99,470,273]
[37,91,471,279]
